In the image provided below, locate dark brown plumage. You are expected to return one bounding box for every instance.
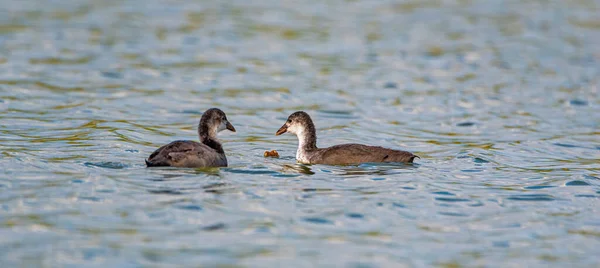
[145,108,236,168]
[275,111,418,165]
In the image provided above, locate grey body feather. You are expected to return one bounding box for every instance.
[302,144,417,165]
[146,140,227,168]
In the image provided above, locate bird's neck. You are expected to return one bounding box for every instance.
[199,125,224,154]
[296,124,318,152]
[294,127,317,163]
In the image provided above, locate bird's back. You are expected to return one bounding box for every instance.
[146,140,227,168]
[308,144,417,165]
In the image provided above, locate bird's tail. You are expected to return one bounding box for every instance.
[145,159,169,167]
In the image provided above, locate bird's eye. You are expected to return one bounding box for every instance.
[287,119,292,123]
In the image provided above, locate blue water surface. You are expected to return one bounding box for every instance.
[1,0,599,266]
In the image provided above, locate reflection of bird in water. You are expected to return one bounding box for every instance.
[281,164,315,175]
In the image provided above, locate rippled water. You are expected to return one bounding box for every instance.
[1,0,599,266]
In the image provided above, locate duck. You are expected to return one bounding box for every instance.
[145,108,236,168]
[275,111,418,165]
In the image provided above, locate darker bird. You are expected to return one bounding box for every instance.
[146,108,236,168]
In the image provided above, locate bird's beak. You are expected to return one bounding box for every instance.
[226,121,236,132]
[275,124,287,136]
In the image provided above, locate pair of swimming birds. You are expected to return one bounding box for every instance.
[146,108,418,168]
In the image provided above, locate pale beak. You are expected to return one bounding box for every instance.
[275,124,287,136]
[226,121,236,132]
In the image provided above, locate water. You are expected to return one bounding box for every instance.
[1,0,599,266]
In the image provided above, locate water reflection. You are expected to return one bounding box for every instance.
[202,182,236,195]
[280,164,315,175]
[0,0,599,266]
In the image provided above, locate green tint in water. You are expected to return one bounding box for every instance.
[0,0,599,267]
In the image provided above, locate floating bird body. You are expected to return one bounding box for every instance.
[276,111,417,165]
[146,108,235,168]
